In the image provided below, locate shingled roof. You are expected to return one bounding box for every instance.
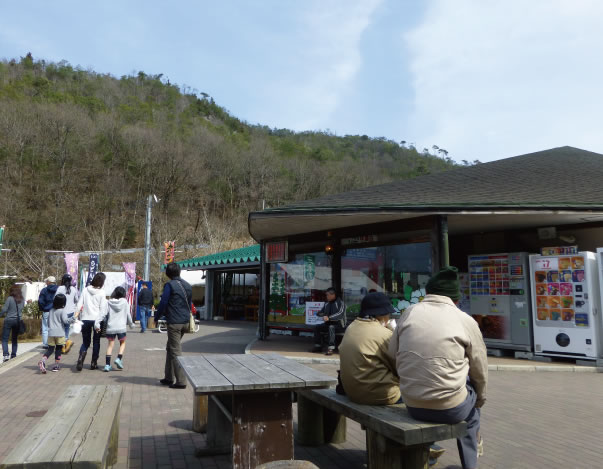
[264,146,603,212]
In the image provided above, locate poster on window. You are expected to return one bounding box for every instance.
[305,301,325,325]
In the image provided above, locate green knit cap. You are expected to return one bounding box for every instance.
[426,266,460,302]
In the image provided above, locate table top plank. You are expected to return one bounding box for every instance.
[255,354,337,388]
[203,354,270,391]
[229,354,305,389]
[178,356,233,393]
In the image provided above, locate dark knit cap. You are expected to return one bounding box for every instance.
[360,292,395,317]
[425,266,460,302]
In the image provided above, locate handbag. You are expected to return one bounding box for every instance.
[175,280,195,334]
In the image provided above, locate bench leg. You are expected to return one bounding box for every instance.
[193,395,208,433]
[297,394,346,446]
[232,391,293,469]
[366,429,431,469]
[197,395,232,456]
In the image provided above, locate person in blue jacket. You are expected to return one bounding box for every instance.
[38,276,58,347]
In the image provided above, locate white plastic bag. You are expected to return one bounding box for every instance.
[72,320,83,334]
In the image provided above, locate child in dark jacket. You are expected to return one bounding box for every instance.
[38,294,77,373]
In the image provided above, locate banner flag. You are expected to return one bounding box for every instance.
[64,253,79,282]
[123,262,137,309]
[0,225,4,257]
[164,241,175,264]
[86,254,99,286]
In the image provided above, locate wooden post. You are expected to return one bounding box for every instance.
[296,394,325,446]
[193,395,208,433]
[366,429,431,469]
[323,408,346,444]
[197,395,232,456]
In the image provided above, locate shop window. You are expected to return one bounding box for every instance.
[342,242,432,320]
[268,252,333,325]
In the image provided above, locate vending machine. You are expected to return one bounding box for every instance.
[468,253,532,353]
[530,251,602,359]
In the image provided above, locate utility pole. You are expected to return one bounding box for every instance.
[143,195,152,281]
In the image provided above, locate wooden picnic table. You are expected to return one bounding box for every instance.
[178,353,337,469]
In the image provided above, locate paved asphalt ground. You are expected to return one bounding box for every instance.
[0,321,602,468]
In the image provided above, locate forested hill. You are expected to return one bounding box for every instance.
[0,54,459,279]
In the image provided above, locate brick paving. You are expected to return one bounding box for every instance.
[0,321,602,468]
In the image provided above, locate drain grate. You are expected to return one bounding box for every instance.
[26,410,47,418]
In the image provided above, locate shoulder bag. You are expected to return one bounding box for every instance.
[175,280,195,333]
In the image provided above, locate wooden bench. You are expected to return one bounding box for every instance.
[297,388,467,469]
[1,385,122,469]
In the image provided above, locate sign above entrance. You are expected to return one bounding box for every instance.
[266,241,288,263]
[341,235,378,246]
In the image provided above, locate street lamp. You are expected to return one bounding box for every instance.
[143,195,160,281]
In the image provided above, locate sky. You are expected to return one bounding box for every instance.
[2,0,603,162]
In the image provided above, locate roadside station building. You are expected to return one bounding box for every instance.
[248,146,603,351]
[175,245,260,321]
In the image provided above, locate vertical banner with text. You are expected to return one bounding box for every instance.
[86,253,99,286]
[164,241,175,264]
[64,253,79,282]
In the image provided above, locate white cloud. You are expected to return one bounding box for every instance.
[404,0,603,161]
[252,0,383,130]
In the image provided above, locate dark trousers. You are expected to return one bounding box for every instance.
[79,320,101,360]
[407,382,481,469]
[2,318,19,358]
[313,322,340,350]
[164,323,188,385]
[44,345,63,361]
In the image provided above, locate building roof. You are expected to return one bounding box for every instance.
[264,146,603,211]
[248,146,603,240]
[176,245,260,270]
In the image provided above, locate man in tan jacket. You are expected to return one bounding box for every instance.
[389,266,487,469]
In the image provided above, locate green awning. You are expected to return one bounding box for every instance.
[175,244,261,269]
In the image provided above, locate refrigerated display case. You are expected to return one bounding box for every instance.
[469,253,532,353]
[530,251,602,359]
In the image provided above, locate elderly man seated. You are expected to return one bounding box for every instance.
[339,292,445,465]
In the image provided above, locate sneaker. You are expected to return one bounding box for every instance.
[477,437,484,457]
[38,360,47,374]
[3,355,9,363]
[63,340,73,354]
[114,358,124,369]
[51,364,60,372]
[103,365,112,372]
[325,350,333,356]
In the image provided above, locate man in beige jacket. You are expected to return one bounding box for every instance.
[389,266,487,469]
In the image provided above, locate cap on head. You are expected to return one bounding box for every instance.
[45,276,56,283]
[425,266,460,302]
[360,292,394,317]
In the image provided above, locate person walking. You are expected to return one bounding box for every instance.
[55,274,79,354]
[137,282,154,333]
[1,284,24,362]
[312,287,346,355]
[38,276,58,347]
[389,267,488,469]
[158,262,192,389]
[76,272,107,371]
[37,293,76,373]
[95,286,134,372]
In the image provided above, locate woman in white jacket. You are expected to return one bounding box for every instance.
[76,272,107,371]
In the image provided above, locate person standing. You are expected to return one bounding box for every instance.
[76,272,108,371]
[389,267,487,469]
[137,282,154,333]
[158,262,192,389]
[1,284,24,361]
[312,287,346,356]
[38,276,58,347]
[95,287,134,372]
[55,274,79,354]
[37,293,77,373]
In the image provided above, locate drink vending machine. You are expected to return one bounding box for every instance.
[530,251,602,359]
[468,253,532,353]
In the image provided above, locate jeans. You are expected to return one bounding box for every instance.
[42,311,50,346]
[2,318,19,358]
[64,313,74,340]
[79,319,101,361]
[313,322,342,350]
[139,306,151,332]
[164,323,188,385]
[407,382,481,469]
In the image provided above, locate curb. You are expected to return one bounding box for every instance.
[246,342,603,372]
[0,349,40,375]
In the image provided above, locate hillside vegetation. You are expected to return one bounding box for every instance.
[0,54,458,281]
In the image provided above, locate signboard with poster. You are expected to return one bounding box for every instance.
[266,241,288,263]
[305,301,325,325]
